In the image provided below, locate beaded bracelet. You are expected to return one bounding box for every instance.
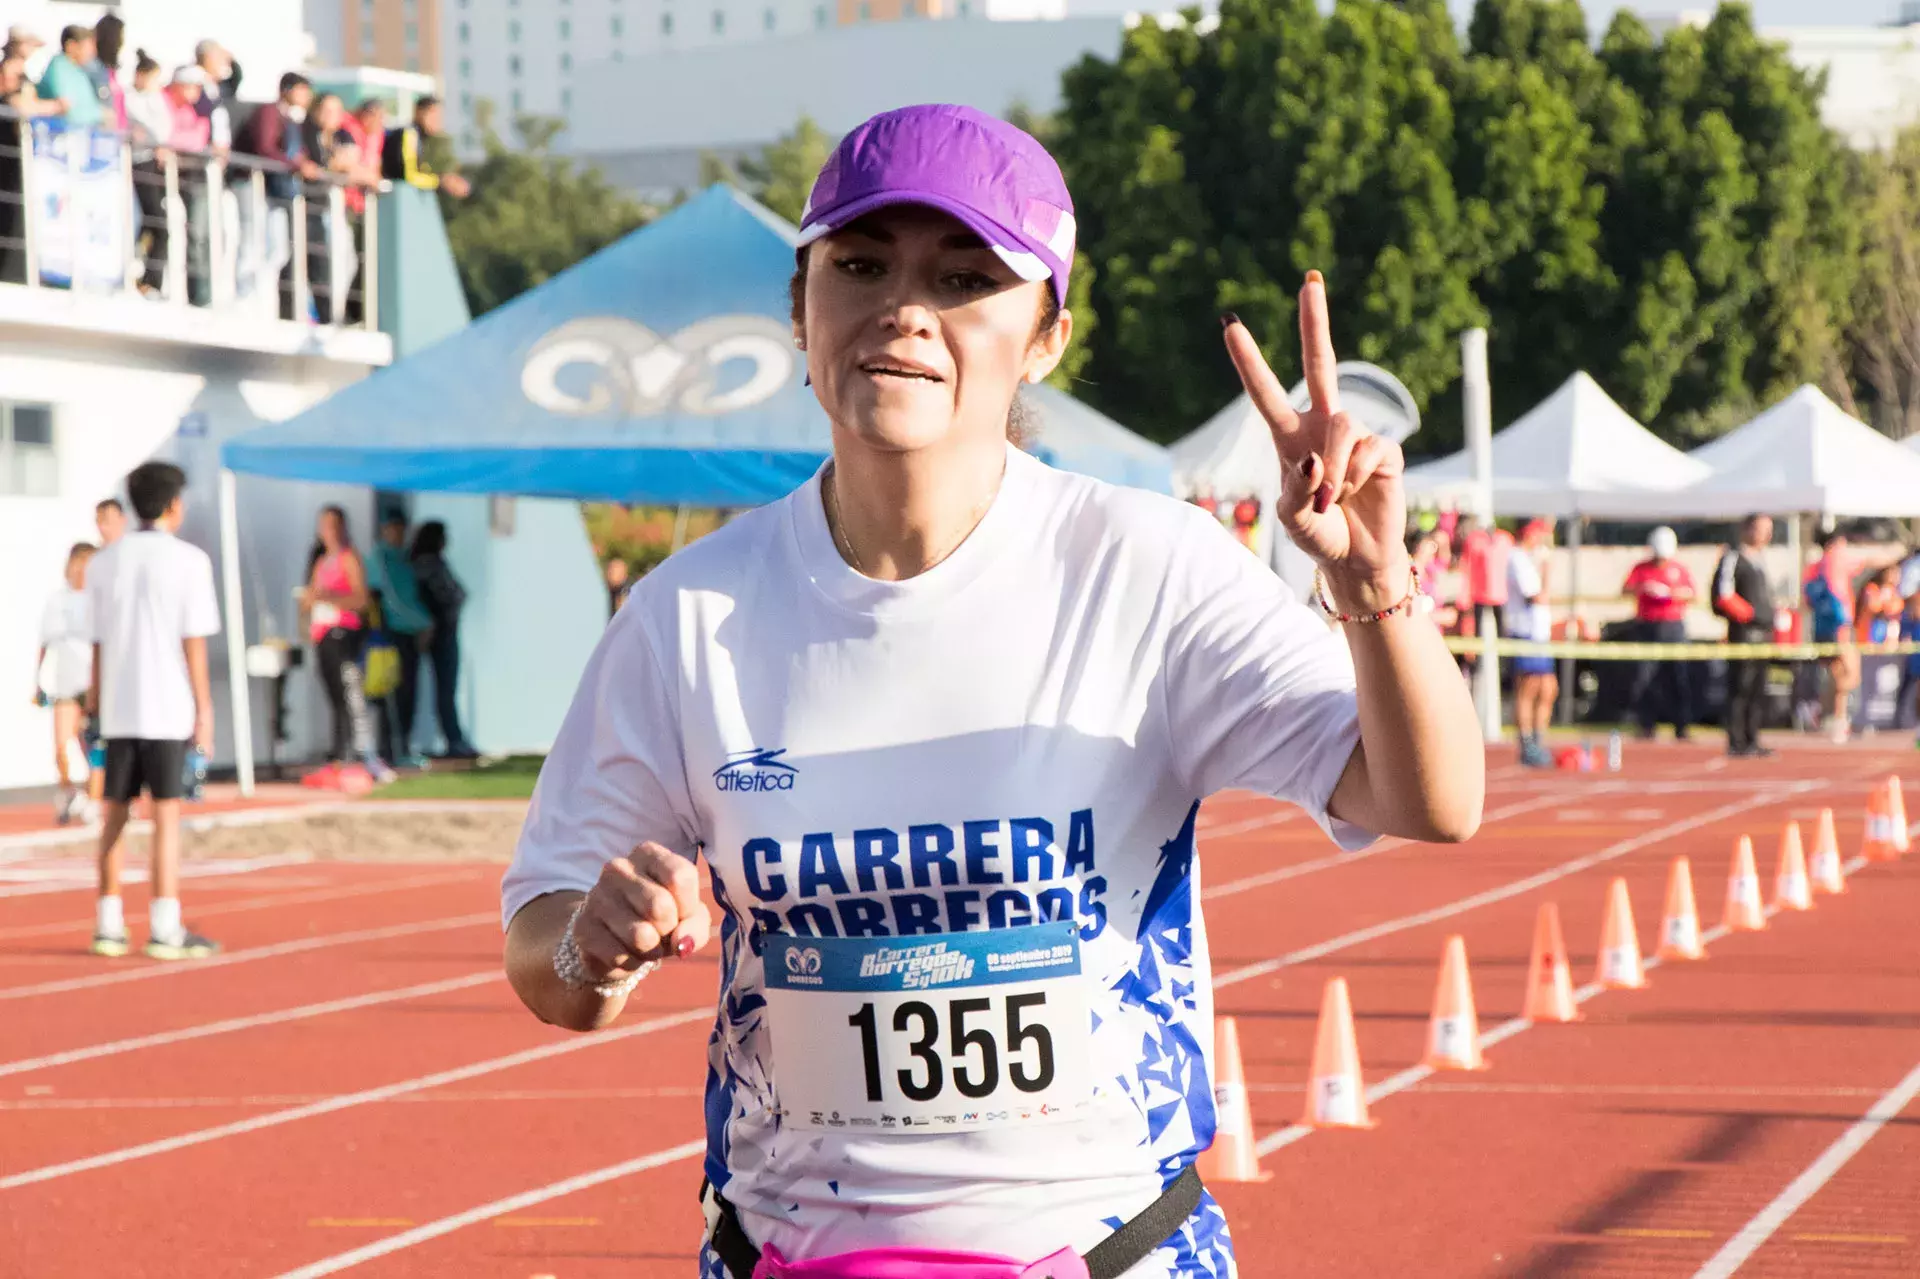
[1312,563,1423,624]
[553,899,658,998]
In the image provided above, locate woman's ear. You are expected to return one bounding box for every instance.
[1022,308,1074,386]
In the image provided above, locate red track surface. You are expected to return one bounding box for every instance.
[2,743,1917,1277]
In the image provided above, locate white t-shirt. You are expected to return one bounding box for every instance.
[38,586,94,701]
[85,529,222,741]
[1504,549,1551,642]
[504,446,1370,1275]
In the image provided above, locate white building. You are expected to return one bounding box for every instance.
[437,0,1158,154]
[1643,9,1920,149]
[559,16,1125,197]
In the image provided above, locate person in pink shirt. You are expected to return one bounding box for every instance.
[1622,526,1697,739]
[300,506,395,785]
[163,66,214,305]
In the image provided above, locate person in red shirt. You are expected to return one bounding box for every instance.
[1622,525,1697,739]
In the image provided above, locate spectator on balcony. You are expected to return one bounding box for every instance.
[301,93,360,322]
[124,50,174,298]
[38,25,104,127]
[165,66,214,306]
[1,43,61,286]
[191,40,234,155]
[90,14,127,133]
[233,72,316,314]
[382,96,469,198]
[3,25,44,63]
[337,98,387,216]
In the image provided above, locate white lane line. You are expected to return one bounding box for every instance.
[0,1007,709,1190]
[1202,791,1574,902]
[0,913,498,1001]
[1691,1054,1920,1278]
[0,868,487,943]
[1254,848,1883,1158]
[0,1086,710,1110]
[268,1139,707,1278]
[0,854,313,898]
[0,972,500,1080]
[1212,784,1812,991]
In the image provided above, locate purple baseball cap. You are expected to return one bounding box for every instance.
[795,104,1076,309]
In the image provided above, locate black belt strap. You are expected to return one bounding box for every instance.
[705,1163,1204,1279]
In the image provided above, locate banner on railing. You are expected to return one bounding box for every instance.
[32,120,127,293]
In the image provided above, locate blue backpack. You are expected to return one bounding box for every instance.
[1804,574,1846,633]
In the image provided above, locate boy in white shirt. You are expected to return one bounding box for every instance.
[85,462,222,959]
[35,542,96,825]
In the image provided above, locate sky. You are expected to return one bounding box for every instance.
[1557,0,1911,32]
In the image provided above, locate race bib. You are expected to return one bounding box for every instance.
[763,922,1094,1134]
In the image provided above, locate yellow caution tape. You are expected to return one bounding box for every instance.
[1440,636,1920,660]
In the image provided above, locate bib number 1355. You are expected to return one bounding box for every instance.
[762,923,1093,1133]
[848,992,1054,1103]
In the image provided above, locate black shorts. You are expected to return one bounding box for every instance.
[103,738,189,804]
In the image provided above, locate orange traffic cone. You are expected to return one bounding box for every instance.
[1772,822,1812,913]
[1299,978,1375,1129]
[1863,783,1899,863]
[1524,903,1579,1022]
[1198,1016,1272,1181]
[1424,936,1487,1070]
[1810,808,1846,896]
[1657,856,1707,960]
[1889,776,1910,855]
[1594,878,1647,990]
[1724,835,1766,932]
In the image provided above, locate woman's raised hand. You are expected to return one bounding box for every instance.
[1223,272,1412,611]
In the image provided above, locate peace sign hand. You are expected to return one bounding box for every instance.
[1223,271,1412,612]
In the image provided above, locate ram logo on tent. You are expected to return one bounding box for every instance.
[522,314,798,418]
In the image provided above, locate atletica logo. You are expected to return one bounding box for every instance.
[714,747,798,793]
[784,946,823,977]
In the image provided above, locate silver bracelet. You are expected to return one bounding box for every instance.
[553,900,657,998]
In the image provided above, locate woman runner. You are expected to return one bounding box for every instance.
[504,104,1483,1278]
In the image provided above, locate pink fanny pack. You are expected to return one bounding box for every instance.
[707,1165,1200,1279]
[751,1243,1088,1279]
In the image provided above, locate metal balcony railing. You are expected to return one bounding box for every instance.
[0,107,382,334]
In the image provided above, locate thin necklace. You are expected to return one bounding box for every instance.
[824,461,997,579]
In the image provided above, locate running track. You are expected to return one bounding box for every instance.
[1,744,1915,1277]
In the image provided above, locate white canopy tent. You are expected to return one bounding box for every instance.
[1170,362,1426,506]
[1596,385,1920,520]
[1402,371,1711,518]
[1170,362,1426,594]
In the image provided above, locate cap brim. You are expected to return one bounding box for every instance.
[796,189,1056,288]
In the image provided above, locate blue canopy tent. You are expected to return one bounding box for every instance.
[224,185,831,506]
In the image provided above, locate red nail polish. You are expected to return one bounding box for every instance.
[675,935,697,959]
[1312,484,1333,514]
[1220,312,1241,329]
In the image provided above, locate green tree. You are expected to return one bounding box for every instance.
[1054,0,1486,442]
[441,102,657,316]
[1451,0,1618,434]
[1594,5,1857,435]
[702,116,835,224]
[1848,127,1920,439]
